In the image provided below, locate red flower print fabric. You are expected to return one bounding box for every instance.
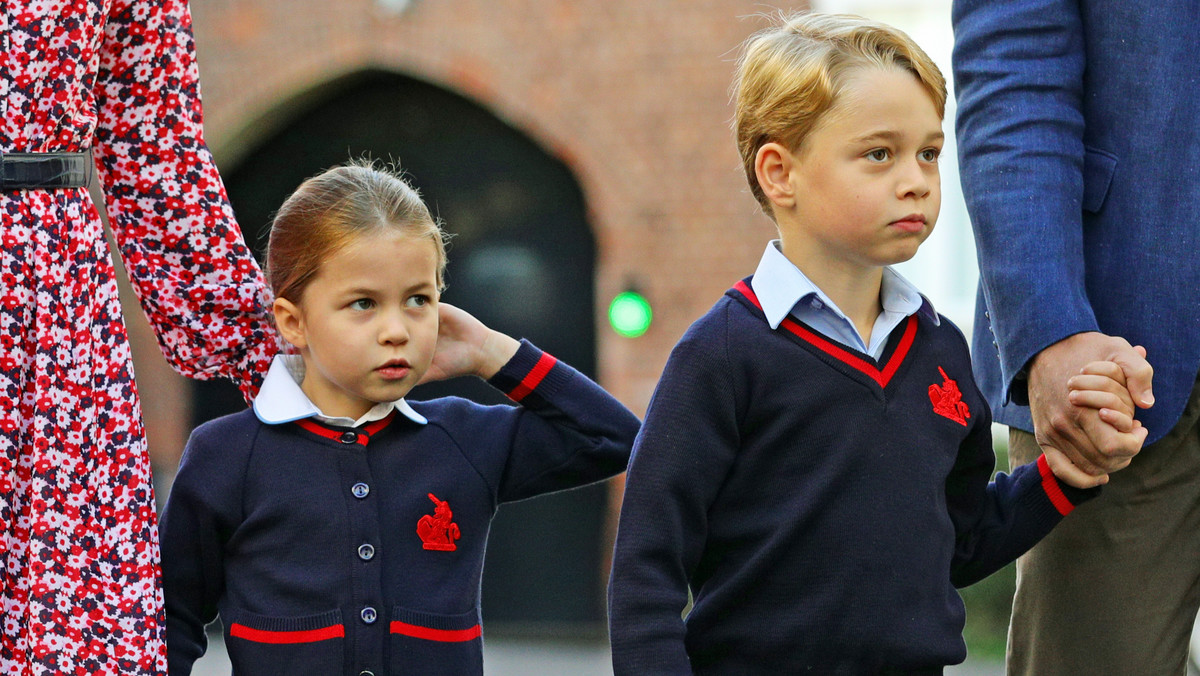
[0,1,276,673]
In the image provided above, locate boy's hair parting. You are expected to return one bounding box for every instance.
[266,158,449,303]
[733,12,947,213]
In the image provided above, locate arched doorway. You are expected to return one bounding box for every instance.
[196,70,606,629]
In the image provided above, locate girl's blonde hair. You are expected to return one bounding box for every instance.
[266,159,448,303]
[733,12,947,214]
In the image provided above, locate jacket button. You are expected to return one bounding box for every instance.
[351,482,370,499]
[359,672,375,676]
[339,431,359,444]
[358,544,375,561]
[361,607,377,624]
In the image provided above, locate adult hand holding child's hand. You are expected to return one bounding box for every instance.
[1031,333,1153,488]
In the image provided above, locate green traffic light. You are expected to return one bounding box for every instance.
[609,291,652,338]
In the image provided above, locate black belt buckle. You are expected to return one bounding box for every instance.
[0,151,92,190]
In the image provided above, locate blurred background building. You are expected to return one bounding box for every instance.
[113,0,1002,671]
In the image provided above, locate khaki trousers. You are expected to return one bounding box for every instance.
[1007,375,1200,676]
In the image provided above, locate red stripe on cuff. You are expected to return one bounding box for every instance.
[507,353,558,402]
[1037,454,1076,516]
[390,621,482,642]
[229,623,345,644]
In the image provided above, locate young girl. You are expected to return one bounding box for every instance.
[159,162,640,676]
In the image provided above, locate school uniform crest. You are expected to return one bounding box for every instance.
[929,366,971,426]
[417,493,461,551]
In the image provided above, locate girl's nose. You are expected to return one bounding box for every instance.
[378,310,410,345]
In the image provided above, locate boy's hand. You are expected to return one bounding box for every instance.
[419,302,520,384]
[1067,358,1143,434]
[1047,353,1150,488]
[1043,446,1108,489]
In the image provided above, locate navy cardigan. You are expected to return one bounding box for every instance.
[608,281,1096,675]
[162,341,639,676]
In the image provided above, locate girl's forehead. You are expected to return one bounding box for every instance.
[318,229,440,282]
[340,227,437,256]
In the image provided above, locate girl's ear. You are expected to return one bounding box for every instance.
[755,142,798,210]
[273,297,308,350]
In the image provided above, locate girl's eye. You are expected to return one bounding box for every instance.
[919,148,941,163]
[407,295,430,308]
[865,148,890,163]
[350,298,374,311]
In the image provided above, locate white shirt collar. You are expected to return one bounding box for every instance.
[253,354,427,427]
[749,240,938,329]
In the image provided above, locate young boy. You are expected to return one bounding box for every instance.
[607,13,1145,674]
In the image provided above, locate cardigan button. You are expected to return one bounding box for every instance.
[359,672,375,676]
[358,544,375,561]
[339,431,359,444]
[351,482,370,499]
[361,607,378,624]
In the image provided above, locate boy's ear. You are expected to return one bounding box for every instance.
[755,142,798,210]
[273,297,308,350]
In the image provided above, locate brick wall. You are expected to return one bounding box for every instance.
[132,1,810,475]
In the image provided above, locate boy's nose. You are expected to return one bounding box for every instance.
[897,161,932,199]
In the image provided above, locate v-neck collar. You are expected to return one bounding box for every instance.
[733,279,918,389]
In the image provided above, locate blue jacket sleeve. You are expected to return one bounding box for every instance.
[608,311,741,675]
[952,0,1099,402]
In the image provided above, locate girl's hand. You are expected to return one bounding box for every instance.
[419,303,519,384]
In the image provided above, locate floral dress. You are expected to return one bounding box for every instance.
[0,1,276,673]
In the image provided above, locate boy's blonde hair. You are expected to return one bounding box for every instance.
[734,12,947,214]
[266,159,449,303]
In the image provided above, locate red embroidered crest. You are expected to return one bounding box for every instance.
[929,366,971,426]
[417,493,461,551]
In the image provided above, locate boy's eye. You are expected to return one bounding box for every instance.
[407,295,431,308]
[865,148,890,162]
[919,148,941,163]
[350,298,375,311]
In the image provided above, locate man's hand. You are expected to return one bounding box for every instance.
[1028,332,1153,476]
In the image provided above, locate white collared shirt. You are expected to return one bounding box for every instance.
[750,240,939,360]
[253,354,427,427]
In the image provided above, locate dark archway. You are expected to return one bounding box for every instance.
[196,70,606,629]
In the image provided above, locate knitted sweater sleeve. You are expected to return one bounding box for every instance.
[608,309,741,675]
[484,339,641,502]
[160,417,254,675]
[946,375,1098,588]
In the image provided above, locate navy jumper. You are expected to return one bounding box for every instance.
[162,341,640,676]
[608,280,1096,675]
